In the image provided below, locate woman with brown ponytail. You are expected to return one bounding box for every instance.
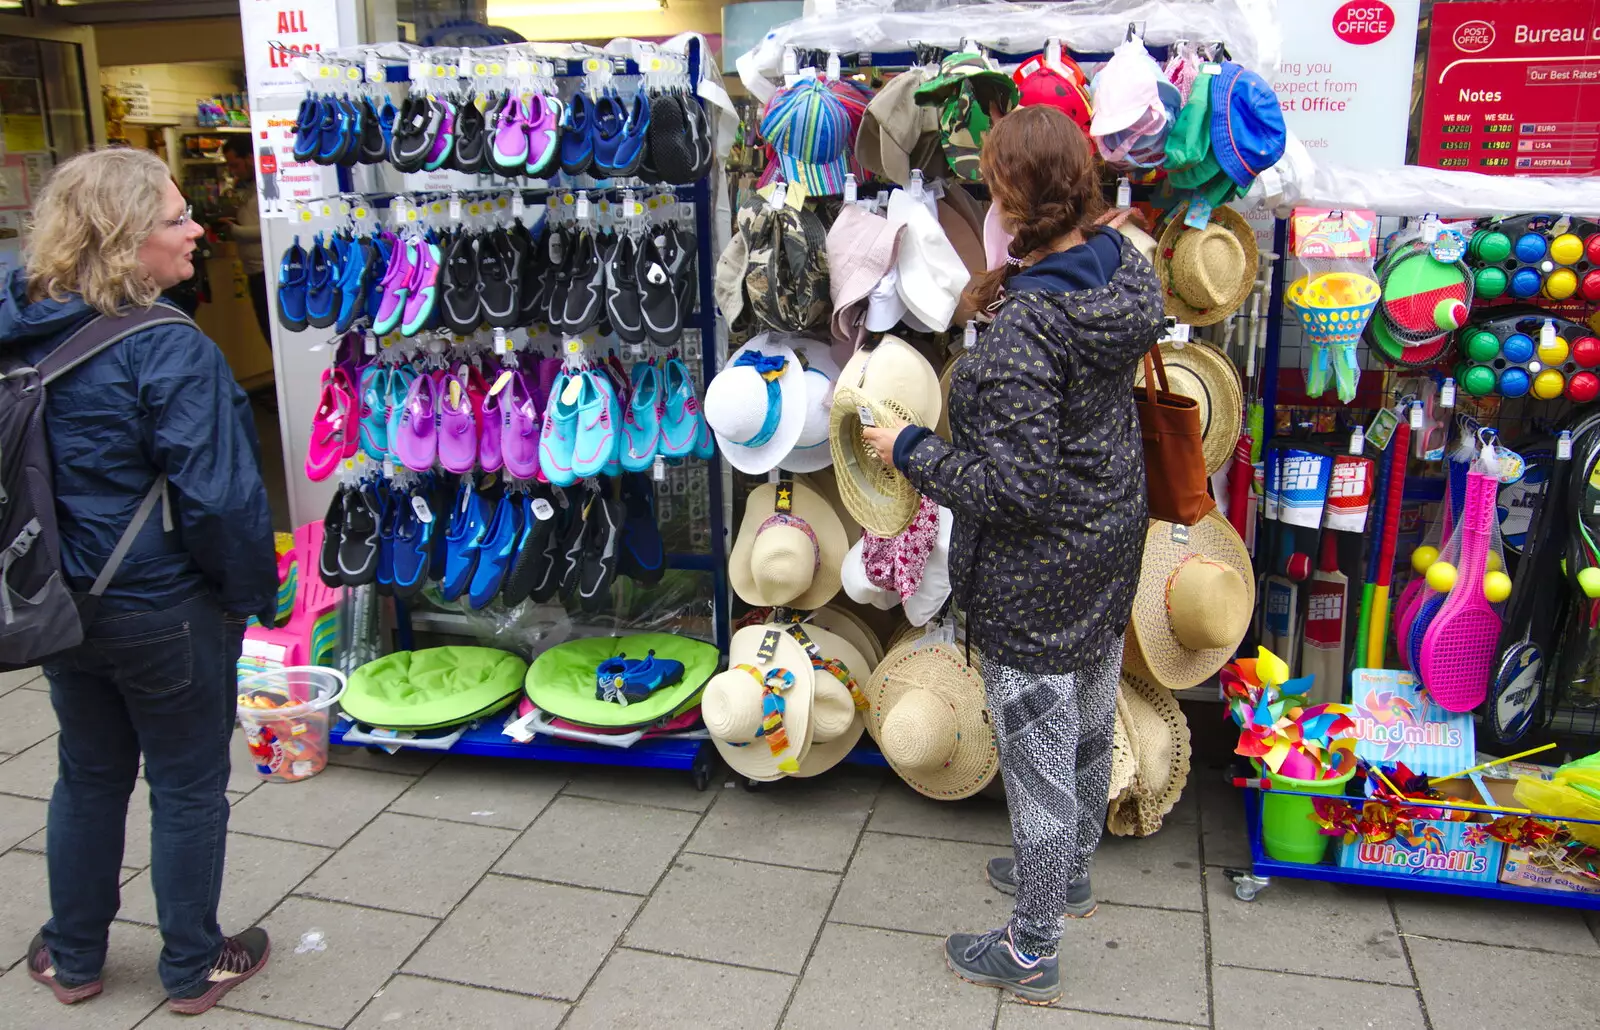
[862,105,1164,1004]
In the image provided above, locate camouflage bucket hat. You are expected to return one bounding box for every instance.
[914,53,1019,181]
[743,202,830,334]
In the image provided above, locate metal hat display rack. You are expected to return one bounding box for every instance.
[298,36,733,789]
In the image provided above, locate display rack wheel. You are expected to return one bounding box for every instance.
[690,741,715,792]
[1226,869,1272,902]
[742,777,768,793]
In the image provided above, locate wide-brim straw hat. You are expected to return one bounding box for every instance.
[862,635,999,800]
[1132,341,1242,475]
[808,603,885,668]
[935,352,963,441]
[1155,203,1259,326]
[1126,509,1254,690]
[1109,713,1138,803]
[730,479,849,610]
[1106,668,1191,837]
[704,625,816,781]
[830,383,923,537]
[780,622,869,778]
[838,334,943,428]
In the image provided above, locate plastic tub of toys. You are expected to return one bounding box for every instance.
[236,666,346,783]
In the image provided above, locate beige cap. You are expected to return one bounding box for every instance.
[858,68,945,186]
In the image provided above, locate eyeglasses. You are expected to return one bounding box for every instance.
[162,205,193,230]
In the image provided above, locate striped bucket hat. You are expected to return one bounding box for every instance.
[761,77,852,197]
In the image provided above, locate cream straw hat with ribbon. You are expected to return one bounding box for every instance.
[729,477,848,610]
[703,625,816,781]
[1155,204,1259,326]
[779,622,870,778]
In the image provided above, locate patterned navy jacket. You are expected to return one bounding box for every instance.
[895,228,1164,672]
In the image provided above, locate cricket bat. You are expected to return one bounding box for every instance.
[1301,533,1348,704]
[1261,530,1300,674]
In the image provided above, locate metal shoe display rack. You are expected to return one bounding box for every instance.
[315,38,730,790]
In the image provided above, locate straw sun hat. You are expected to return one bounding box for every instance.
[1156,204,1259,326]
[703,625,815,781]
[1106,667,1192,837]
[829,336,943,537]
[1132,340,1243,475]
[729,478,849,610]
[780,621,870,778]
[1125,509,1254,691]
[861,635,998,800]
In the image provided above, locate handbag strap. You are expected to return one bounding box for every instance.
[1142,345,1172,403]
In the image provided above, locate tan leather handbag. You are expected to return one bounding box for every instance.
[1135,346,1215,525]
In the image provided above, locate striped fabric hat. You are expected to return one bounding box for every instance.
[758,78,875,190]
[762,77,852,197]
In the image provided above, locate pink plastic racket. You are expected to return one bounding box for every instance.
[1392,578,1425,670]
[1418,468,1502,712]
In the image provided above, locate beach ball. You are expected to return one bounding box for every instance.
[1532,368,1567,400]
[1499,367,1531,398]
[1463,365,1498,396]
[1514,233,1548,263]
[1538,333,1570,366]
[1551,233,1584,265]
[1568,371,1600,404]
[1575,336,1600,368]
[1545,268,1579,301]
[1501,332,1534,363]
[1510,267,1543,298]
[1472,230,1512,263]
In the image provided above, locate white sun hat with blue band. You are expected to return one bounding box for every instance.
[779,339,840,474]
[704,333,808,475]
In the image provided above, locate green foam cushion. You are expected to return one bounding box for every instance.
[525,633,719,727]
[344,647,528,730]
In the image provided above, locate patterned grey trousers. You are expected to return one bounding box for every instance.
[980,650,1122,956]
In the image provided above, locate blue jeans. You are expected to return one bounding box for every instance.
[39,592,245,996]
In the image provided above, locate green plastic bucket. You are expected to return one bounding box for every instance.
[1261,766,1356,864]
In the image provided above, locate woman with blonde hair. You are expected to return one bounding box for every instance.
[3,147,276,1014]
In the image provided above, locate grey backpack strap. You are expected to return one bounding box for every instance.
[89,476,169,598]
[37,305,196,386]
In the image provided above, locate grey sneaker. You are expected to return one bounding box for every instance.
[944,925,1061,1005]
[985,858,1097,917]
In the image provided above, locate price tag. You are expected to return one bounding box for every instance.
[1367,406,1399,452]
[1541,319,1558,352]
[512,193,525,219]
[1421,213,1442,244]
[493,327,509,355]
[408,58,423,82]
[1116,177,1132,209]
[1183,196,1214,230]
[856,404,877,427]
[1409,402,1423,430]
[653,454,667,482]
[411,496,433,523]
[576,194,590,220]
[383,458,395,478]
[1201,62,1223,75]
[1349,426,1365,455]
[1440,377,1456,408]
[458,49,472,77]
[366,53,381,82]
[531,497,555,521]
[1558,431,1574,461]
[1164,319,1192,346]
[449,195,462,219]
[364,332,377,356]
[564,337,584,356]
[963,321,978,349]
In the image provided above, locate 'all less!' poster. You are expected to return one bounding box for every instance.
[241,0,345,98]
[1419,0,1600,176]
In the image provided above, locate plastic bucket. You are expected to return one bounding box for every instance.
[1260,765,1357,864]
[236,666,346,784]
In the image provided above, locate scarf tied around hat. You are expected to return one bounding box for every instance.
[729,350,790,447]
[861,496,940,598]
[730,663,801,774]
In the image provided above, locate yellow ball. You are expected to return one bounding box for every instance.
[1551,233,1584,265]
[1426,561,1458,593]
[1486,550,1502,573]
[1484,570,1512,603]
[1580,566,1600,599]
[1412,546,1440,573]
[1545,268,1579,301]
[1538,335,1571,366]
[1533,368,1567,400]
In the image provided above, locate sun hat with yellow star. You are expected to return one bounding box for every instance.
[729,475,850,610]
